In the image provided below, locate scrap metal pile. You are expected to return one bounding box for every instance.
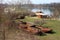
[17,21,53,35]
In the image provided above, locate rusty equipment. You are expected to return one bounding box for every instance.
[18,21,53,35]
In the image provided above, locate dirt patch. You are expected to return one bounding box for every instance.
[0,23,40,40]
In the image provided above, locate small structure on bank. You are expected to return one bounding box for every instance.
[35,11,48,18]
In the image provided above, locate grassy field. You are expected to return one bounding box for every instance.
[38,20,60,40]
[15,16,60,40]
[0,16,60,40]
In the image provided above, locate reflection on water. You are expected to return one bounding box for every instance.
[32,8,53,16]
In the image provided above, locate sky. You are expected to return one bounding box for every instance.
[2,0,60,4]
[31,0,60,4]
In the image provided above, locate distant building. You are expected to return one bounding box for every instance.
[35,11,48,18]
